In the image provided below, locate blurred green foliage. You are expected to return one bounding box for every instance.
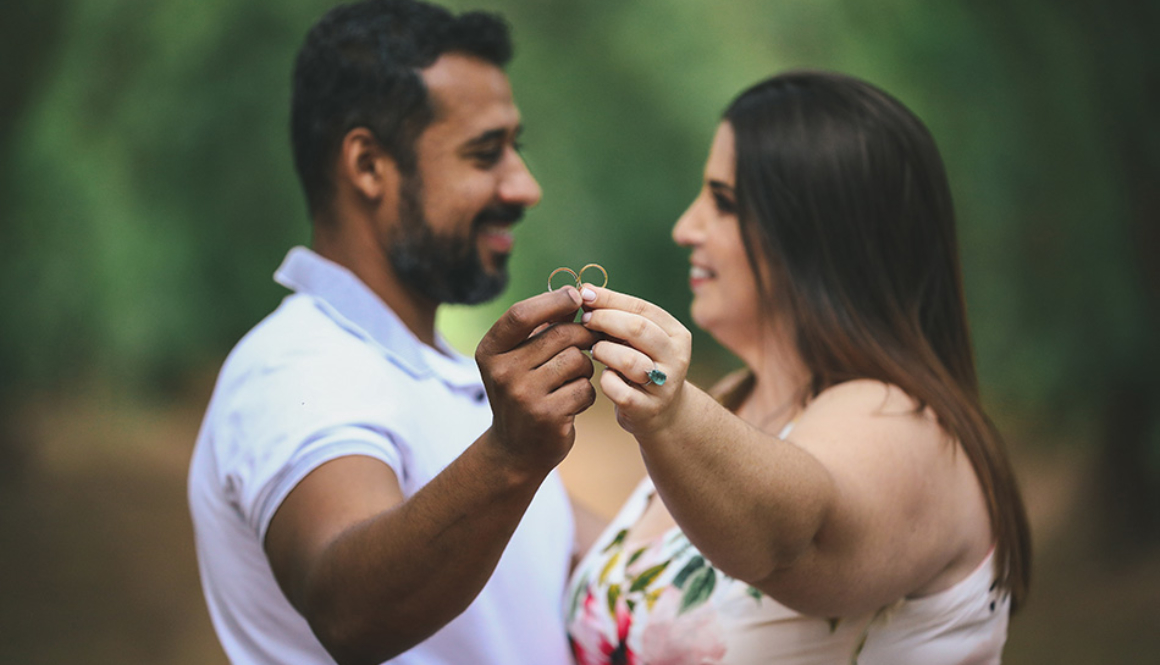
[2,0,1157,541]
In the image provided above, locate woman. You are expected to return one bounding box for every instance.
[566,71,1031,664]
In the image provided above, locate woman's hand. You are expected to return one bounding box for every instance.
[579,285,693,436]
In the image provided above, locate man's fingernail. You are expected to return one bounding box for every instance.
[563,286,582,305]
[581,311,592,324]
[581,288,596,302]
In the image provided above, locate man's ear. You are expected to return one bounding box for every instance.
[337,127,399,203]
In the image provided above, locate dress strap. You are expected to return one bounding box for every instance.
[776,418,799,440]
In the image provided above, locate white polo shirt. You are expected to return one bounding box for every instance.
[188,246,575,665]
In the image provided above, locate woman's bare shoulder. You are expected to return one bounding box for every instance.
[805,379,935,428]
[791,379,948,468]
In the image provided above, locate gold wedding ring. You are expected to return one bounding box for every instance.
[578,263,608,288]
[548,263,608,291]
[548,267,580,292]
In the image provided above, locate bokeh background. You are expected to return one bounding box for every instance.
[2,0,1158,662]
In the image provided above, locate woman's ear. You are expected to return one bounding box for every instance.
[337,127,400,203]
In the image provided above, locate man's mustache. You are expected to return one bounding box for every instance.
[474,204,525,227]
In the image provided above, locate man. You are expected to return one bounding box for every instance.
[187,2,598,663]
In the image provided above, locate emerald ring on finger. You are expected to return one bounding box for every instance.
[646,367,667,386]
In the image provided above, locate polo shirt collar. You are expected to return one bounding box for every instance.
[274,246,481,388]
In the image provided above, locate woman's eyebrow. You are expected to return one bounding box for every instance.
[709,180,735,194]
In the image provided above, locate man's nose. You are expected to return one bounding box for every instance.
[499,154,542,208]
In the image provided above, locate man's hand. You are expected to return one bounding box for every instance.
[266,286,598,664]
[475,286,599,474]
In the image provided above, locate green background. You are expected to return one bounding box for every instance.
[2,0,1157,662]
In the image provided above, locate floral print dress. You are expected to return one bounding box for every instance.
[564,478,1010,665]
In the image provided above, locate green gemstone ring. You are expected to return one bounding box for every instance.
[646,368,667,386]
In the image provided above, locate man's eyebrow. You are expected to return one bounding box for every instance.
[461,125,523,151]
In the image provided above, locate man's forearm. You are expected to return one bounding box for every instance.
[300,432,548,665]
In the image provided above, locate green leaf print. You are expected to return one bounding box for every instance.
[672,555,705,589]
[626,547,647,567]
[629,561,669,593]
[679,566,717,614]
[607,584,621,618]
[602,528,628,554]
[568,573,589,622]
[746,586,764,604]
[599,550,622,586]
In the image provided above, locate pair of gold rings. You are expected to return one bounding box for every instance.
[548,263,608,292]
[546,263,664,387]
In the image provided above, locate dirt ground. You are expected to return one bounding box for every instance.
[1,380,1158,663]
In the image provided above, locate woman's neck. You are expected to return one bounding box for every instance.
[732,322,810,433]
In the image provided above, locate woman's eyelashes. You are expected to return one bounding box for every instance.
[713,191,736,215]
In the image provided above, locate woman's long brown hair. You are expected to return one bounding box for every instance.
[723,71,1031,611]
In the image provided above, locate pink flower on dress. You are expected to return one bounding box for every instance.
[638,586,726,665]
[569,589,638,665]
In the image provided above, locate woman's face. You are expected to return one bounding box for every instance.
[672,122,764,346]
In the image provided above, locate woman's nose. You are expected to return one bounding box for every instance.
[672,197,705,247]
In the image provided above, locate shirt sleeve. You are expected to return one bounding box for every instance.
[213,337,411,543]
[251,424,404,544]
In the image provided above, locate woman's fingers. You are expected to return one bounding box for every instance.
[580,285,684,336]
[598,368,668,436]
[598,367,637,406]
[591,339,658,386]
[574,284,690,435]
[583,308,671,362]
[579,285,691,404]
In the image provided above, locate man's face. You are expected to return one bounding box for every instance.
[387,53,542,305]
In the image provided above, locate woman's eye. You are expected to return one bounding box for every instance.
[713,193,736,214]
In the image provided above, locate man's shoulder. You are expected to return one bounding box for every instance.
[198,294,414,463]
[231,294,374,366]
[214,294,401,405]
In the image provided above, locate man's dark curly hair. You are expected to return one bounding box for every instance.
[291,0,512,216]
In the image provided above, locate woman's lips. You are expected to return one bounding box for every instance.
[689,265,714,288]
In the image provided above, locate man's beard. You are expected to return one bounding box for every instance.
[388,173,523,305]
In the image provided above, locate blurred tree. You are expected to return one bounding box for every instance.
[964,0,1160,557]
[0,0,320,401]
[0,0,71,480]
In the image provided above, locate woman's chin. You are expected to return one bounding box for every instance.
[690,307,722,337]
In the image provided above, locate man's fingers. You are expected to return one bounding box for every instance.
[534,345,595,392]
[521,322,599,368]
[548,375,598,418]
[479,287,583,356]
